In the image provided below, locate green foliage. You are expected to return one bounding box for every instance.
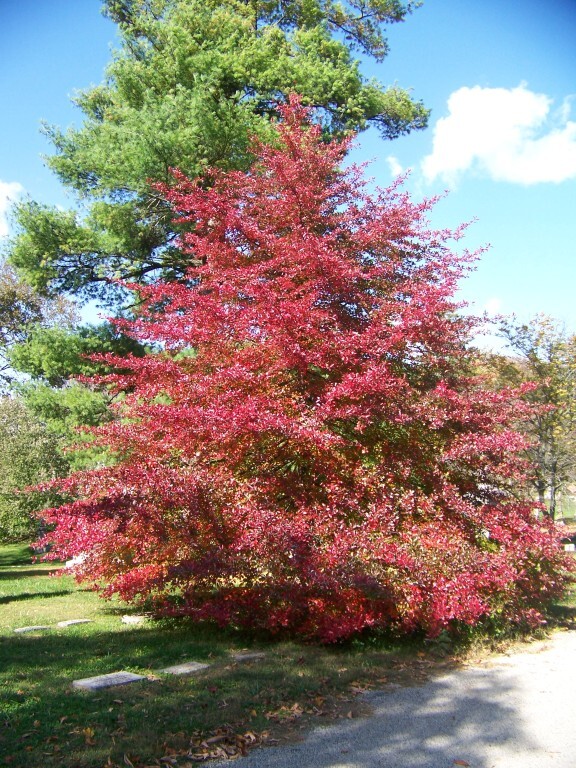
[9,322,147,387]
[0,261,78,388]
[7,0,428,305]
[7,322,146,468]
[16,382,112,471]
[0,398,68,543]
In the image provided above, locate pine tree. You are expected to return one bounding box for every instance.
[8,0,428,306]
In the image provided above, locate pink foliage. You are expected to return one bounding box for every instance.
[39,98,572,640]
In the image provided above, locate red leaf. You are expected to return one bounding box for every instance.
[39,96,573,643]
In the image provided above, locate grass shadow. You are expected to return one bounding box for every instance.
[2,538,573,768]
[546,602,576,628]
[0,620,414,767]
[0,567,63,581]
[0,543,34,567]
[1,619,553,768]
[0,589,74,605]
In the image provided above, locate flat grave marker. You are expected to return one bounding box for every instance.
[57,619,93,627]
[13,625,51,634]
[231,651,266,663]
[121,615,147,625]
[72,671,146,690]
[160,661,211,675]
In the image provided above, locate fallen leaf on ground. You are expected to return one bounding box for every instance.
[186,727,267,762]
[265,703,303,722]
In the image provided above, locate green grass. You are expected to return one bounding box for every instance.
[546,552,576,626]
[0,542,36,567]
[1,543,574,768]
[0,544,431,768]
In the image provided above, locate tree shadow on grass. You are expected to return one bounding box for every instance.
[0,589,74,605]
[0,568,64,581]
[0,547,33,567]
[547,602,576,628]
[258,676,537,768]
[0,622,229,680]
[0,624,553,768]
[0,622,238,765]
[217,661,564,768]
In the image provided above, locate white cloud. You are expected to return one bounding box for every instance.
[0,180,24,238]
[422,84,576,185]
[482,297,502,315]
[386,155,404,178]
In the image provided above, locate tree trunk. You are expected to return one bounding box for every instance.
[549,461,558,520]
[536,478,546,507]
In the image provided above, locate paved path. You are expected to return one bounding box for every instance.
[217,630,576,768]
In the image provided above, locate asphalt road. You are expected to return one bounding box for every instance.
[216,630,576,768]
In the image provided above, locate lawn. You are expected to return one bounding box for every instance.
[1,543,574,768]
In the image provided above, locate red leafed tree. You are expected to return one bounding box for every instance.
[39,98,571,641]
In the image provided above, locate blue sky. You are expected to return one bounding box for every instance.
[1,1,575,342]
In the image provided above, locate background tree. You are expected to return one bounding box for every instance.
[0,263,120,470]
[1,259,145,467]
[39,102,570,640]
[0,261,77,389]
[497,315,576,519]
[6,0,428,307]
[0,397,68,543]
[10,322,148,470]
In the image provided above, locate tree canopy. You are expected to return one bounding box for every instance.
[6,0,428,306]
[0,397,68,543]
[0,261,78,390]
[497,315,576,519]
[38,102,570,640]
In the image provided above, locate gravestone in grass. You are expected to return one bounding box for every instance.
[57,619,93,627]
[231,652,266,663]
[160,661,210,675]
[73,671,146,690]
[121,615,147,624]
